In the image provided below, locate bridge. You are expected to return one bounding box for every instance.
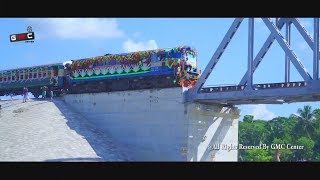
[186,18,320,105]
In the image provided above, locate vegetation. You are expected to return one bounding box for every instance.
[239,105,320,162]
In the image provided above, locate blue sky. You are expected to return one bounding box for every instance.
[0,18,319,120]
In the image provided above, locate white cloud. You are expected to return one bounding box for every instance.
[239,104,277,120]
[25,18,124,40]
[250,104,277,120]
[122,39,158,52]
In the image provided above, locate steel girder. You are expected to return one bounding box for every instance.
[185,18,320,105]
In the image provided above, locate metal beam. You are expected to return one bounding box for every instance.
[247,18,254,89]
[192,18,244,93]
[314,18,319,80]
[262,18,312,81]
[239,18,287,85]
[292,18,320,79]
[192,82,320,105]
[285,22,291,82]
[291,18,314,49]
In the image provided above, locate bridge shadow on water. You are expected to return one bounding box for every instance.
[42,98,132,162]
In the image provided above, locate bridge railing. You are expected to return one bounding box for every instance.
[200,81,307,93]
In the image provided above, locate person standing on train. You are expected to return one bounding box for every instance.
[10,93,13,102]
[50,89,54,101]
[22,87,28,103]
[41,86,47,99]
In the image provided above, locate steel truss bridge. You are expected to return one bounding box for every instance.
[185,18,320,105]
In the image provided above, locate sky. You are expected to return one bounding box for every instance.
[0,18,319,120]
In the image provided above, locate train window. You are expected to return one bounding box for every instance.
[4,77,7,82]
[25,74,28,80]
[166,51,172,58]
[43,72,47,77]
[151,55,157,62]
[16,75,19,80]
[33,73,37,79]
[12,76,15,81]
[52,67,58,76]
[0,77,2,82]
[20,74,24,80]
[29,73,32,79]
[53,69,58,76]
[184,65,188,70]
[157,53,166,61]
[38,72,42,78]
[8,76,11,81]
[47,70,52,77]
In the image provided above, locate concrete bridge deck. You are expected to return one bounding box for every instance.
[0,98,130,161]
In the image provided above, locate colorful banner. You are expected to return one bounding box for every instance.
[70,46,197,71]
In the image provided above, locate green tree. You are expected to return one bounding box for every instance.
[243,149,273,162]
[313,108,320,137]
[265,117,296,144]
[313,153,320,161]
[291,105,316,139]
[239,120,269,145]
[239,119,269,161]
[271,138,293,161]
[295,137,315,161]
[243,115,254,123]
[313,108,320,119]
[239,105,320,162]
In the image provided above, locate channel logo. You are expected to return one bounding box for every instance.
[10,26,35,43]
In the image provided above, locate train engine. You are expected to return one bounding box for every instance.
[67,46,199,94]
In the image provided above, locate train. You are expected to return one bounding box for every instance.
[0,63,65,98]
[0,46,199,97]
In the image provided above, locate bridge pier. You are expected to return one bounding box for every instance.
[63,87,240,161]
[185,102,239,161]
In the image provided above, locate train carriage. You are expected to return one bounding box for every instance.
[0,46,200,97]
[67,46,199,94]
[0,63,65,98]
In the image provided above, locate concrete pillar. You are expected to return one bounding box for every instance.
[185,102,240,161]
